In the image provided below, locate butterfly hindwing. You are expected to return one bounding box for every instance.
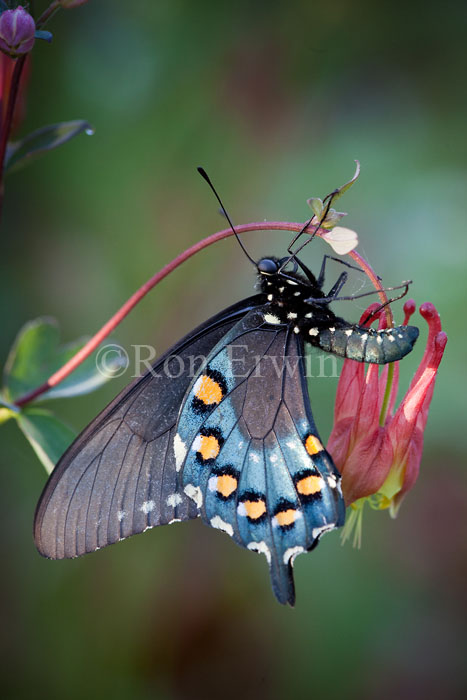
[175,308,345,605]
[34,296,264,559]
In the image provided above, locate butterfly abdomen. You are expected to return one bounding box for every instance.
[308,322,419,364]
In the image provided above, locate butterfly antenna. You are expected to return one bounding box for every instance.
[197,167,256,266]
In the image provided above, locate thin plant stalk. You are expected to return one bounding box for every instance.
[14,221,389,407]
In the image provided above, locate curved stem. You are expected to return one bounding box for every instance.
[347,250,393,327]
[36,1,61,29]
[14,221,386,407]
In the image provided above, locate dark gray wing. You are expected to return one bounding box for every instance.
[34,296,264,559]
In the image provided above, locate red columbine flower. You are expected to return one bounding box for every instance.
[327,299,447,545]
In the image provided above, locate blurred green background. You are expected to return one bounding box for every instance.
[1,1,466,698]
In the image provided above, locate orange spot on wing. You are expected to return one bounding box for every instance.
[296,475,323,496]
[305,435,323,455]
[198,435,220,461]
[216,474,237,498]
[194,375,223,405]
[243,500,266,520]
[274,509,297,527]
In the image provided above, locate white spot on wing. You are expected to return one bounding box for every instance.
[250,452,260,463]
[166,493,183,507]
[329,327,335,332]
[270,454,278,464]
[327,475,337,488]
[388,335,395,342]
[283,546,305,566]
[278,286,285,293]
[208,475,218,492]
[305,312,313,318]
[312,523,335,539]
[287,279,298,286]
[287,312,297,319]
[210,516,234,537]
[192,434,202,452]
[184,483,203,508]
[264,313,281,325]
[247,540,271,564]
[140,500,155,514]
[376,335,383,345]
[117,510,126,522]
[309,328,319,337]
[267,294,273,301]
[345,329,353,336]
[174,433,187,472]
[192,376,203,395]
[294,326,300,334]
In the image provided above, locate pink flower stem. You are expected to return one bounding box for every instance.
[14,222,389,408]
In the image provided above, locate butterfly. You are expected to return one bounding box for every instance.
[34,173,419,605]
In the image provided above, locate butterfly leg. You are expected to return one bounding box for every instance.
[305,281,411,305]
[293,255,318,284]
[317,254,367,287]
[326,271,348,299]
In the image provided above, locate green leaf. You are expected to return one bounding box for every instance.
[320,209,347,229]
[3,317,123,403]
[307,197,323,217]
[4,120,94,173]
[330,160,361,203]
[0,407,16,426]
[16,408,75,474]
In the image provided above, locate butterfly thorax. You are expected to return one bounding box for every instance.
[257,256,348,344]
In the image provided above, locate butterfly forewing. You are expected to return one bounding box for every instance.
[34,296,263,559]
[175,308,345,605]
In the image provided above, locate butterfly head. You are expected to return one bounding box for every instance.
[256,256,314,297]
[257,257,280,276]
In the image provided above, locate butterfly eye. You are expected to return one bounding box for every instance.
[257,258,279,275]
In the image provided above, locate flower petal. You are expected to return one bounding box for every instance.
[384,329,447,513]
[340,427,391,505]
[321,226,359,255]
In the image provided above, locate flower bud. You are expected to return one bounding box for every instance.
[0,7,35,58]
